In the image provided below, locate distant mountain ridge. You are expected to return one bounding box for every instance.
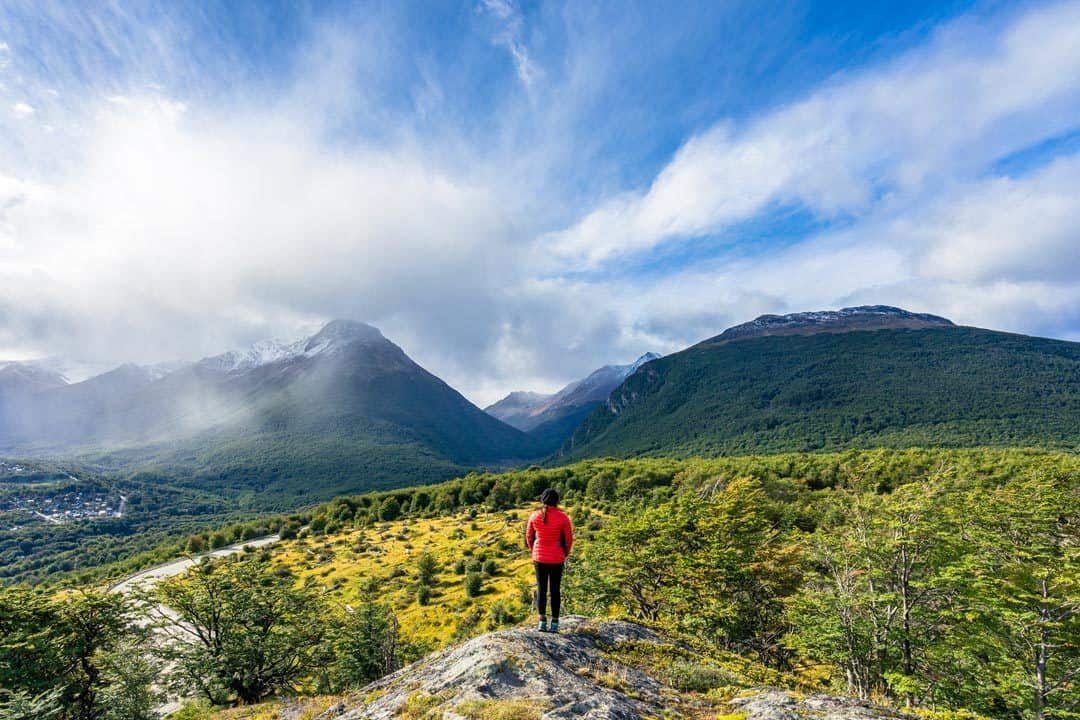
[4,305,1080,501]
[0,361,68,396]
[485,352,660,431]
[564,307,1080,458]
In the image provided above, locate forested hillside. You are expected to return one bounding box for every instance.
[565,326,1080,458]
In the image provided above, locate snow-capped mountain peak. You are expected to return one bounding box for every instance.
[706,305,954,345]
[628,352,662,374]
[198,320,387,373]
[302,320,384,356]
[199,338,309,373]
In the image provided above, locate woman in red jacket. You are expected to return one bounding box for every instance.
[525,488,573,633]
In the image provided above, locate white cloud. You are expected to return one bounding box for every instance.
[547,0,1080,269]
[0,96,517,374]
[1,0,1079,407]
[11,101,34,118]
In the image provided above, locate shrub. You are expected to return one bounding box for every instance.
[378,497,401,522]
[465,572,483,598]
[416,552,439,586]
[664,660,738,692]
[486,599,524,629]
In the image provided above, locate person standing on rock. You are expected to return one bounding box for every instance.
[525,488,573,633]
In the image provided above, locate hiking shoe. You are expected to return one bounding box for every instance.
[537,619,548,632]
[549,621,560,634]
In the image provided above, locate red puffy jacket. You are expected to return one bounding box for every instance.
[525,506,573,564]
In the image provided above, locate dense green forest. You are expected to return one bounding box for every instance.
[565,327,1080,458]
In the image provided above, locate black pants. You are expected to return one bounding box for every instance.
[534,562,564,620]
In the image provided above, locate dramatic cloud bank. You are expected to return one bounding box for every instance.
[0,0,1078,404]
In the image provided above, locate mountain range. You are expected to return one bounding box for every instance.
[484,352,661,448]
[2,305,1078,502]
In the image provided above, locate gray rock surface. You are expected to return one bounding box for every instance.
[731,690,916,720]
[319,617,663,719]
[314,617,915,720]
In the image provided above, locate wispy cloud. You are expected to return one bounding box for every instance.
[479,0,539,89]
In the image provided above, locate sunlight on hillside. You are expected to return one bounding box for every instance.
[268,506,575,648]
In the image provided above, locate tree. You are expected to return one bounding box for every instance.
[786,479,958,700]
[153,556,328,705]
[0,689,62,720]
[669,478,803,665]
[570,499,681,621]
[465,571,483,598]
[0,589,155,720]
[938,476,1080,720]
[378,497,402,522]
[568,478,801,666]
[332,595,402,689]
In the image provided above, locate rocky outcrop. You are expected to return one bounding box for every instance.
[703,305,954,346]
[313,617,915,720]
[730,690,916,720]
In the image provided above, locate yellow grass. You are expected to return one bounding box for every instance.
[268,507,542,647]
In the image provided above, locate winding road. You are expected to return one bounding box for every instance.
[109,534,280,594]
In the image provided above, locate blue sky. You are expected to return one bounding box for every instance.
[1,0,1078,403]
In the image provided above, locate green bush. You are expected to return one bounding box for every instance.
[465,572,483,598]
[416,552,439,586]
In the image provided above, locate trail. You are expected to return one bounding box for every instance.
[109,534,280,594]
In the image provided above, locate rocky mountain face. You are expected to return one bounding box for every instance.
[703,305,953,345]
[312,617,913,720]
[485,353,661,454]
[483,391,551,428]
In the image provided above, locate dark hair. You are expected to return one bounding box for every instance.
[540,488,559,523]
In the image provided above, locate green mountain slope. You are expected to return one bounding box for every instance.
[563,324,1080,458]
